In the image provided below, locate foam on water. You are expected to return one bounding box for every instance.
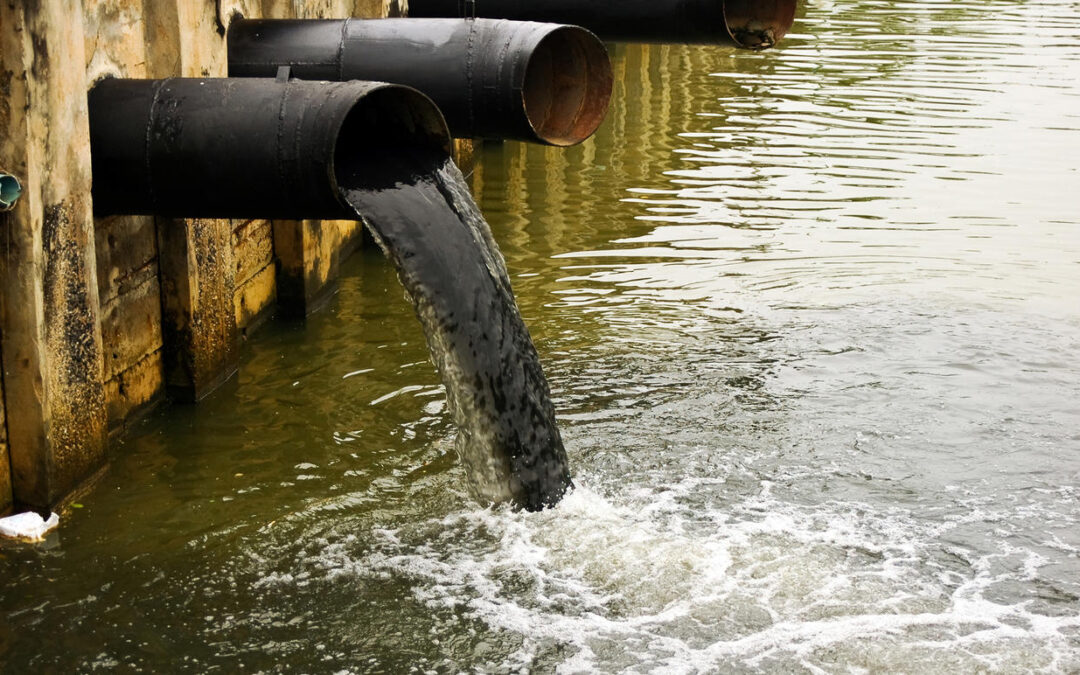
[256,473,1077,671]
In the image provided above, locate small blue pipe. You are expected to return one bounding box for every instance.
[0,172,22,212]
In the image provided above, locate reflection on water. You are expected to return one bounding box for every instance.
[3,0,1080,671]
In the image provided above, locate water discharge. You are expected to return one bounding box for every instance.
[338,149,572,510]
[3,0,1080,671]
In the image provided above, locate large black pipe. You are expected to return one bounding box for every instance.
[227,18,613,146]
[88,77,450,219]
[407,0,798,49]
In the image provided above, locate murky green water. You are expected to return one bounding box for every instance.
[4,0,1080,671]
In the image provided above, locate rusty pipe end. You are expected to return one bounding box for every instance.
[522,26,613,147]
[723,0,798,50]
[0,172,22,212]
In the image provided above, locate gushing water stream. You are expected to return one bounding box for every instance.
[338,150,572,510]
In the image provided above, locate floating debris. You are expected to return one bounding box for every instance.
[0,511,60,542]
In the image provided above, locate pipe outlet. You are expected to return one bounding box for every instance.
[0,172,22,212]
[406,0,798,48]
[721,0,799,49]
[88,77,451,219]
[228,19,613,146]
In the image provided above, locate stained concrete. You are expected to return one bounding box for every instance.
[157,222,240,403]
[273,222,366,318]
[1,345,10,516]
[0,1,109,509]
[1,0,407,510]
[234,220,278,336]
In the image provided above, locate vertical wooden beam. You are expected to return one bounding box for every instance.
[0,0,108,509]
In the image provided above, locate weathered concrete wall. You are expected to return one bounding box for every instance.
[0,1,110,509]
[0,0,405,510]
[1,360,10,516]
[273,223,366,318]
[234,220,277,335]
[94,219,164,431]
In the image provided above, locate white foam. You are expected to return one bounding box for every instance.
[254,472,1080,671]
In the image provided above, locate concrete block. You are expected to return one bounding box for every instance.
[98,261,162,383]
[94,218,165,430]
[235,261,278,335]
[234,220,275,288]
[103,348,165,431]
[233,220,278,333]
[1,363,10,516]
[272,222,364,318]
[157,222,239,403]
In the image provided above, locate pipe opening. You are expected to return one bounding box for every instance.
[333,85,453,192]
[522,26,613,146]
[0,173,22,212]
[722,0,797,49]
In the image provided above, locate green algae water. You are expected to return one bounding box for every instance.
[4,0,1080,670]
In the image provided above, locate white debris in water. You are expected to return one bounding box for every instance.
[0,511,59,542]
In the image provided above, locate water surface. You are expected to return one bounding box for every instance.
[3,0,1080,671]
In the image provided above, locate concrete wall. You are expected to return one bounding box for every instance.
[1,360,9,514]
[0,0,406,514]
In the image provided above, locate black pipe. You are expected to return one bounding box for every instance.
[407,0,798,49]
[227,18,613,146]
[88,77,450,219]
